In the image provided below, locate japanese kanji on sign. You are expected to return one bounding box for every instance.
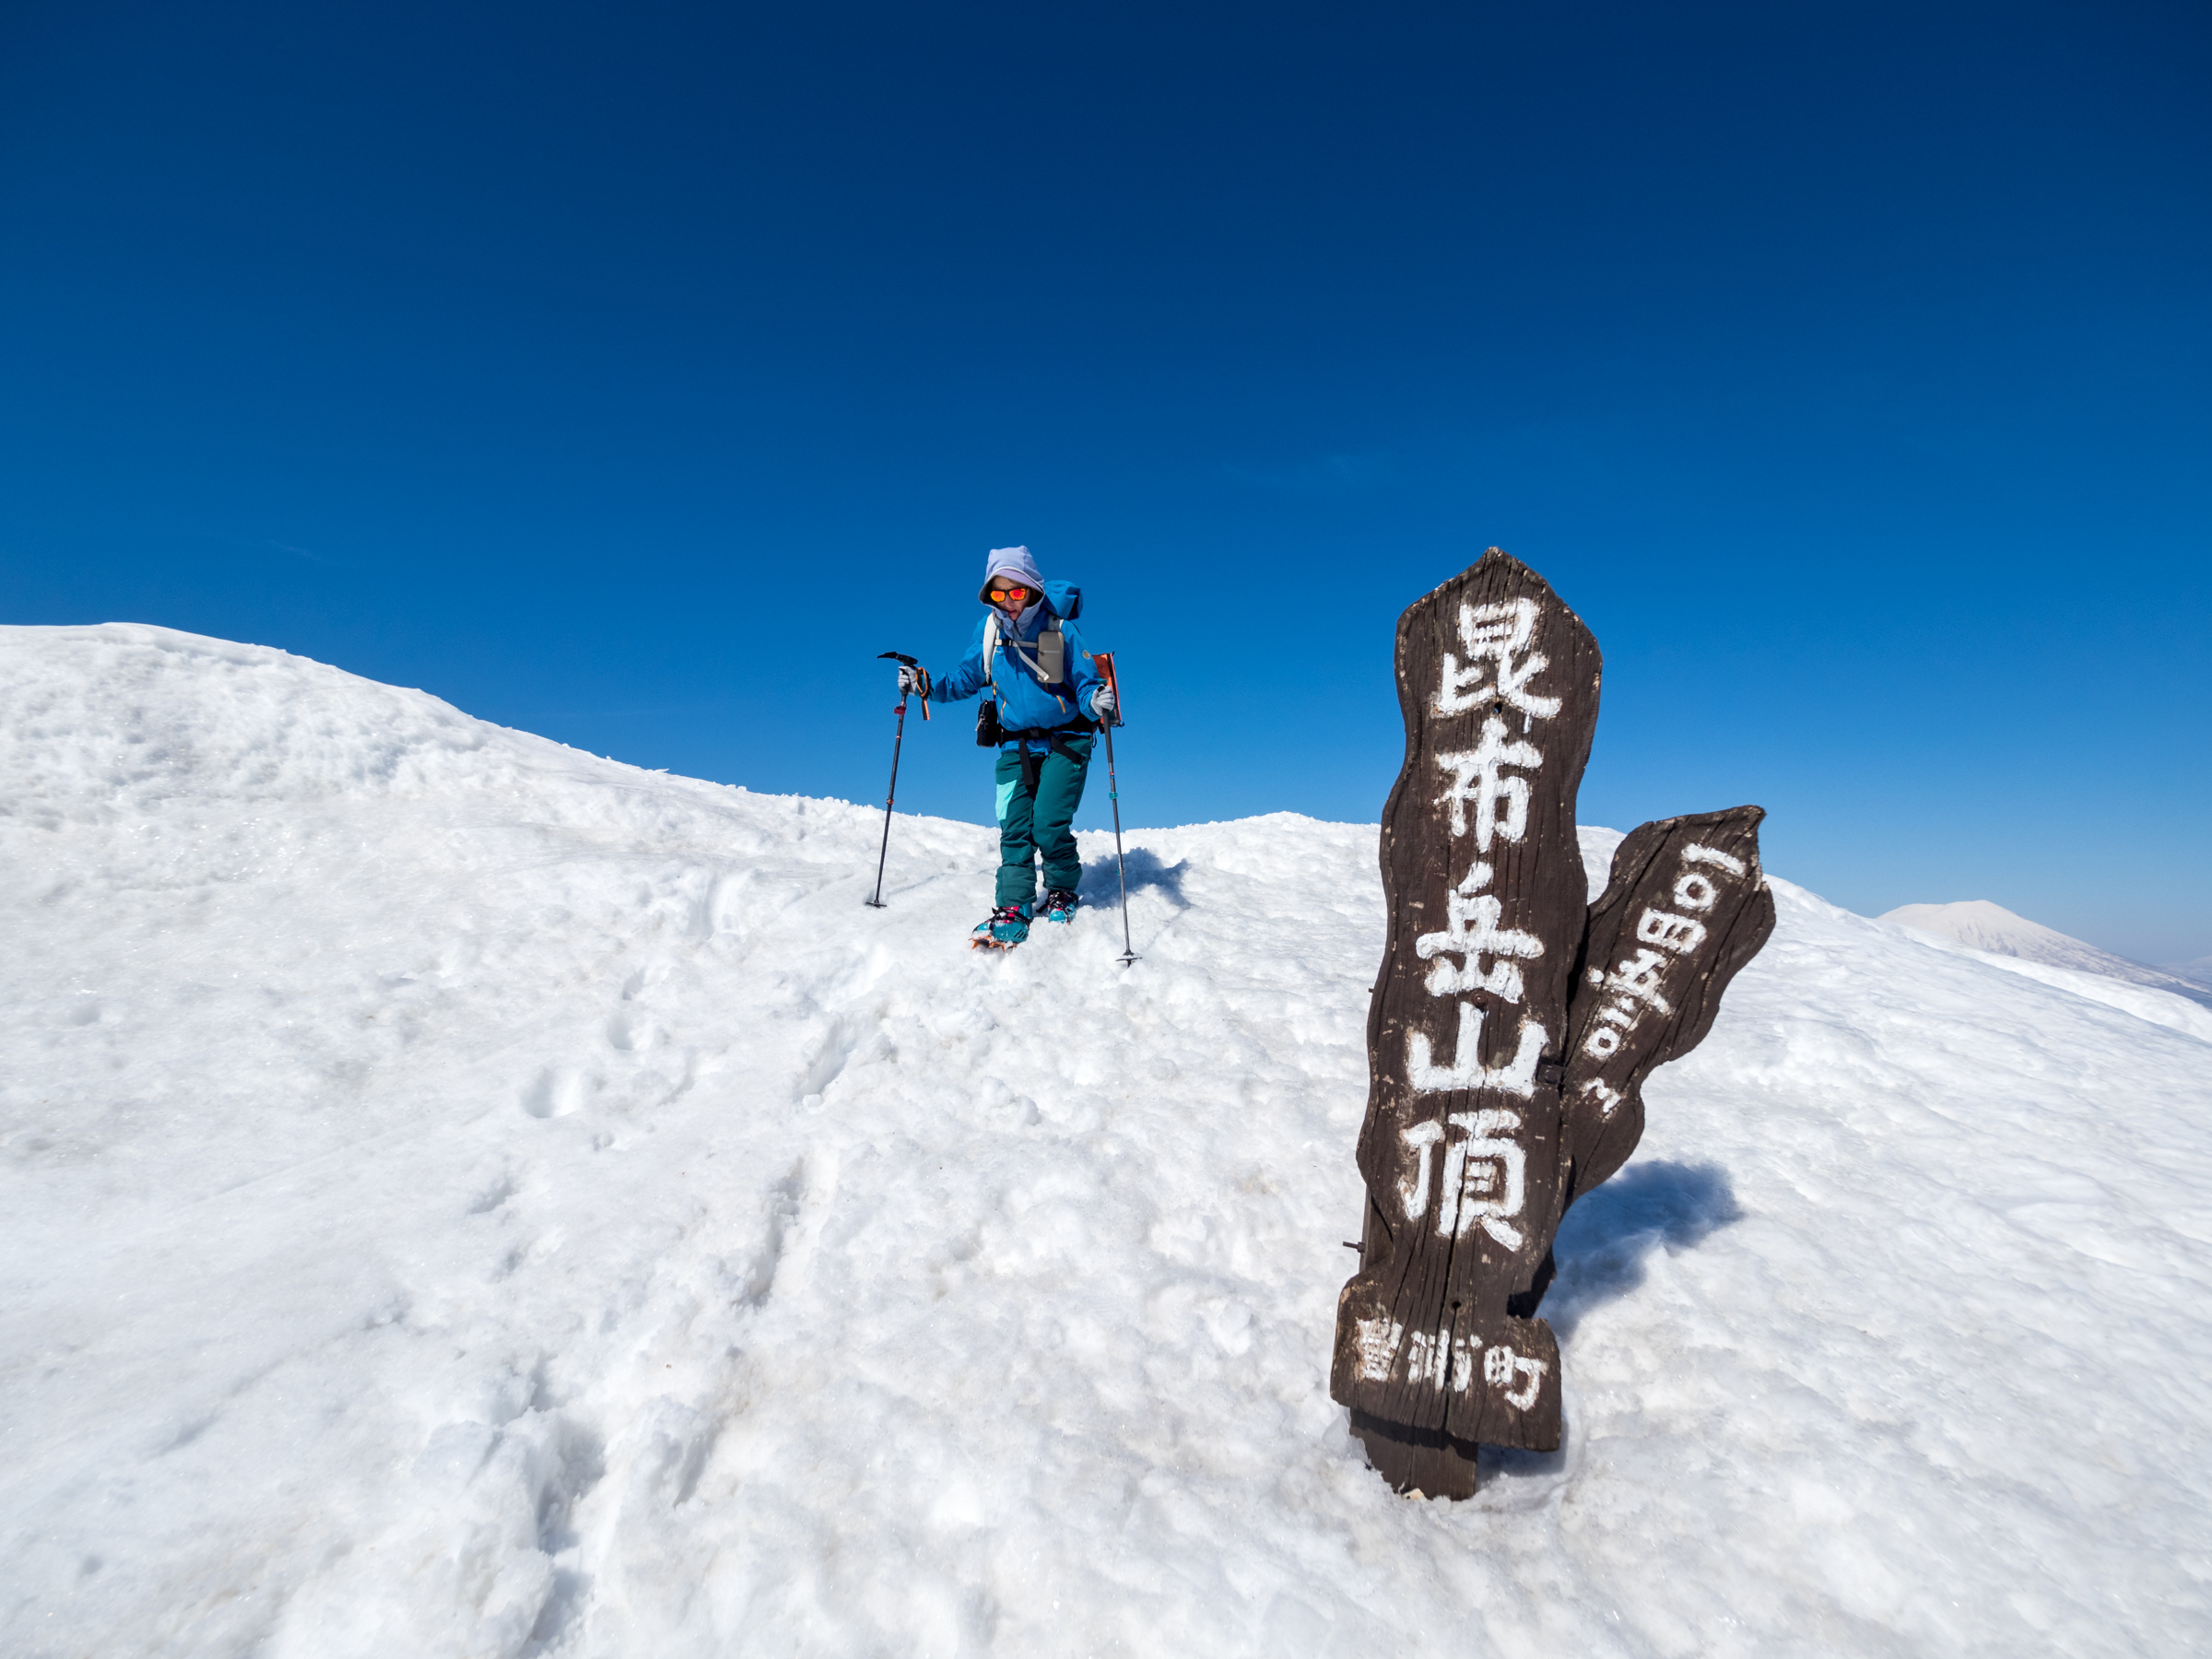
[1331,548,1775,1500]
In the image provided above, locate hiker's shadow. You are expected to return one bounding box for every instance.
[1539,1159,1743,1338]
[1081,847,1189,912]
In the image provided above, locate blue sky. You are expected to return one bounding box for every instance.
[3,1,2206,962]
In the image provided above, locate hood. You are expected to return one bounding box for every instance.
[977,547,1082,621]
[977,545,1046,605]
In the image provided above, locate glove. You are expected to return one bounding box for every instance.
[898,665,930,699]
[1089,683,1116,723]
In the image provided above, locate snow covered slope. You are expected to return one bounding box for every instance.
[5,624,2210,1659]
[1881,898,2212,1012]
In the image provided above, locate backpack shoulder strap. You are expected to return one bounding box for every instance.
[994,611,1056,684]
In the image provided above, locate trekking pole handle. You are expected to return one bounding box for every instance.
[878,650,929,720]
[1092,651,1126,728]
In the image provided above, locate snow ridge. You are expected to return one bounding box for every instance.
[4,625,2209,1658]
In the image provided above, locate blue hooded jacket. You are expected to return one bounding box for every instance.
[927,569,1103,747]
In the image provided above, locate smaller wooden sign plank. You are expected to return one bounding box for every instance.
[1557,806,1777,1211]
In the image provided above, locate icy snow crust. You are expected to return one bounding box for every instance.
[4,623,2209,1658]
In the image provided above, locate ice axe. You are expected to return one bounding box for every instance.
[865,652,927,909]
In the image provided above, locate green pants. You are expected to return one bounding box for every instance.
[994,735,1094,907]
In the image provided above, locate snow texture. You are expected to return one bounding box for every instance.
[4,623,2210,1658]
[1882,898,2212,1012]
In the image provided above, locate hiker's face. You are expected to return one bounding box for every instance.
[990,581,1031,618]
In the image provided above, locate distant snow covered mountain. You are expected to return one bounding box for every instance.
[1880,898,2212,1011]
[2165,954,2212,991]
[5,624,2210,1658]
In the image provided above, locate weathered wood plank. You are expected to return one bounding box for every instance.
[1332,556,1779,1499]
[1556,806,1776,1213]
[1329,549,1602,1488]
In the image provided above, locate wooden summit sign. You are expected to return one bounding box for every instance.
[1330,548,1775,1500]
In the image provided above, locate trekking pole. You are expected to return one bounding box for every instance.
[865,652,927,909]
[1093,653,1139,966]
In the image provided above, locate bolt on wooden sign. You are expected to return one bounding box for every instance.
[1330,549,1775,1500]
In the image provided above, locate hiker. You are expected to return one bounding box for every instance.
[897,547,1115,947]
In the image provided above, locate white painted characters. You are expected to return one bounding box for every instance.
[1673,872,1720,912]
[1603,947,1675,1015]
[1413,595,1559,1098]
[1403,1328,1450,1389]
[1407,1002,1547,1096]
[1415,861,1544,1001]
[1434,597,1563,721]
[1579,840,1749,1062]
[1635,910,1707,954]
[1682,842,1747,877]
[1353,1314,1406,1382]
[1395,1121,1446,1220]
[1348,1313,1549,1409]
[1396,1109,1529,1250]
[1440,1109,1528,1250]
[1577,1076,1628,1118]
[1434,718,1543,851]
[1483,1343,1549,1410]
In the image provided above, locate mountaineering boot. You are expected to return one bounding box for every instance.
[1041,887,1080,924]
[971,903,1031,949]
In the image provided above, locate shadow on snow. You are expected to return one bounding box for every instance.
[1479,1159,1742,1492]
[1078,847,1189,910]
[1545,1159,1743,1336]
